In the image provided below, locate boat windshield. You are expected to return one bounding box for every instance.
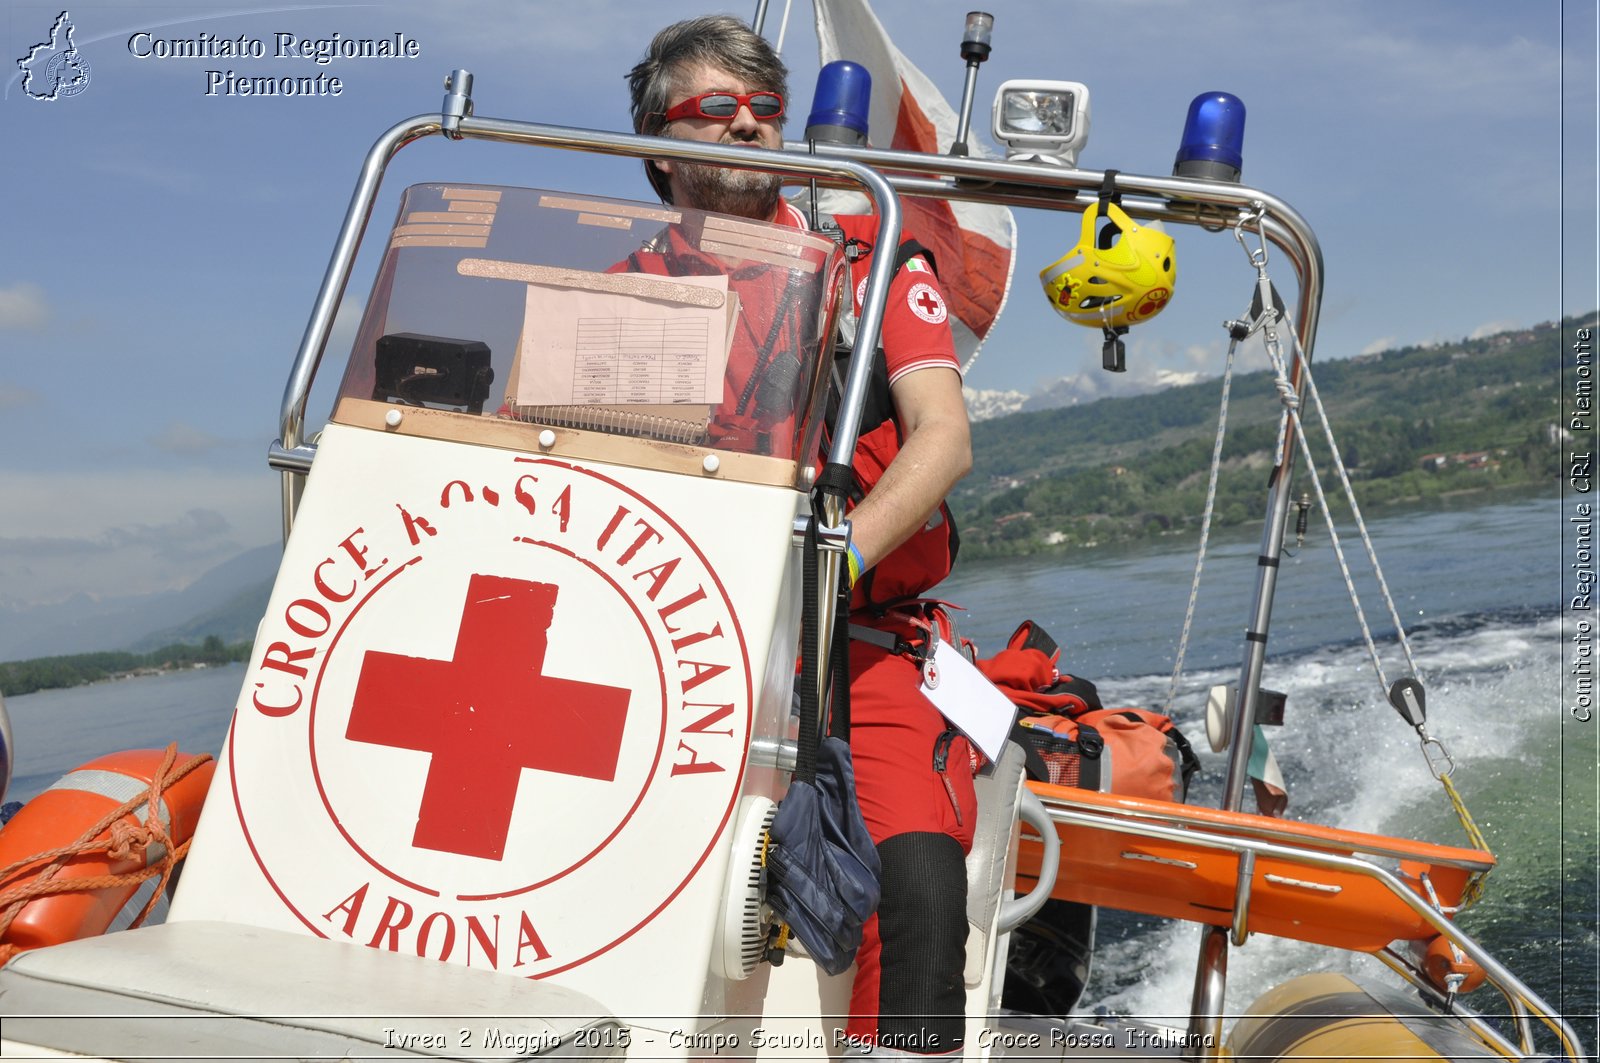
[331,184,847,484]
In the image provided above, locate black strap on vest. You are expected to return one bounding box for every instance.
[823,238,938,443]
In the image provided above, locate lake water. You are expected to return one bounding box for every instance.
[3,488,1593,1050]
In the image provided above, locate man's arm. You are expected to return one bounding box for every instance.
[846,366,971,570]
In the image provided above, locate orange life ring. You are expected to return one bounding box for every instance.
[0,746,213,962]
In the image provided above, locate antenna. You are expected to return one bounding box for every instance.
[951,12,993,156]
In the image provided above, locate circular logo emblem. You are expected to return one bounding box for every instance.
[855,274,869,310]
[1130,286,1171,322]
[44,51,91,98]
[907,281,948,325]
[229,457,751,978]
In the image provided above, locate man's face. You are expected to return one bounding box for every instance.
[657,61,784,219]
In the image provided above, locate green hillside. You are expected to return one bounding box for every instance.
[0,637,252,697]
[953,316,1587,558]
[5,318,1586,696]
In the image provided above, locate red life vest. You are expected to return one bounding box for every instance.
[625,208,962,607]
[822,213,962,611]
[622,225,826,460]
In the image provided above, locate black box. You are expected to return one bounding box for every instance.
[373,333,494,414]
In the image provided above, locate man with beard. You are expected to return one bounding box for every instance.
[627,17,975,1059]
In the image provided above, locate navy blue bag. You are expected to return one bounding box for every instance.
[765,515,881,976]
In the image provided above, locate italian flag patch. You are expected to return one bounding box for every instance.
[904,258,931,273]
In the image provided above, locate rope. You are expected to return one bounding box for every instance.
[772,0,794,53]
[1440,771,1492,854]
[1264,336,1491,902]
[1164,332,1242,713]
[0,744,213,966]
[1278,324,1423,680]
[1262,339,1393,688]
[1232,208,1490,886]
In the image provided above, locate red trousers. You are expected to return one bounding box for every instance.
[843,636,977,1050]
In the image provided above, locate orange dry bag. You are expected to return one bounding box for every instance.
[0,746,213,963]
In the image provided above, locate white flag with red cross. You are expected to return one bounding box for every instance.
[811,0,1018,372]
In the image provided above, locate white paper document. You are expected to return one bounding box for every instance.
[514,273,732,407]
[919,638,1019,764]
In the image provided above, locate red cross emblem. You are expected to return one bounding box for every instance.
[346,573,630,861]
[907,281,948,324]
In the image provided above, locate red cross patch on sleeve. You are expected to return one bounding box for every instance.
[907,282,948,325]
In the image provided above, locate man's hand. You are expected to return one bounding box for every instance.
[846,366,971,570]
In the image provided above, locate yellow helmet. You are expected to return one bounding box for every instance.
[1039,201,1176,330]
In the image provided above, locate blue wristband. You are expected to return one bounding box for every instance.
[845,542,865,587]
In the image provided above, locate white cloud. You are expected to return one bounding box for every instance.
[964,385,1028,421]
[0,468,276,539]
[149,421,228,456]
[100,507,233,554]
[405,0,661,57]
[0,283,49,331]
[88,158,200,195]
[1469,319,1521,340]
[0,467,279,606]
[1024,358,1207,410]
[1360,337,1396,356]
[0,383,41,410]
[1203,3,1558,121]
[1151,368,1203,388]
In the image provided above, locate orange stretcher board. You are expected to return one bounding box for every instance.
[1014,784,1496,951]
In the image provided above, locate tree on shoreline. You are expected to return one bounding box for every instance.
[0,638,252,698]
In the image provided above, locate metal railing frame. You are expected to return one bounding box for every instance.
[271,72,1582,1063]
[272,74,906,698]
[1034,793,1585,1061]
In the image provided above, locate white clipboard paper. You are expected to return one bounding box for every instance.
[512,272,732,407]
[919,638,1018,765]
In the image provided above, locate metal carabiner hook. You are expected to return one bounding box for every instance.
[1233,202,1270,270]
[1420,734,1456,781]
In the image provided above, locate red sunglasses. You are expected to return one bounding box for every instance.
[661,90,785,123]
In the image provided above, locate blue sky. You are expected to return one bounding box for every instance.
[1,0,1595,611]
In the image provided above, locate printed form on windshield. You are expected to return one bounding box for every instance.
[487,263,736,408]
[920,638,1018,766]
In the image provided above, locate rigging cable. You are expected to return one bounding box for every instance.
[1163,321,1241,715]
[1232,206,1491,883]
[773,0,794,55]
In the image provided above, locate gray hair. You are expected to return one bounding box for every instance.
[626,15,789,202]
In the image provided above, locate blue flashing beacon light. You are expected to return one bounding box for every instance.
[806,60,872,145]
[1174,91,1246,182]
